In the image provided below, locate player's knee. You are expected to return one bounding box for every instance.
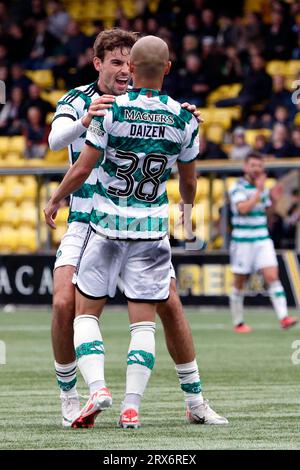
[53,295,74,318]
[157,280,182,318]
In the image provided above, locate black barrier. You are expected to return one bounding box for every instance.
[0,252,299,306]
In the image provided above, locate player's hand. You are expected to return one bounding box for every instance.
[81,95,115,128]
[255,172,267,191]
[270,182,283,201]
[44,199,59,229]
[181,102,204,123]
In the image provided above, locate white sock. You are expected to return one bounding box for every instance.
[268,281,288,320]
[230,287,245,326]
[73,315,105,395]
[55,360,78,398]
[123,322,156,411]
[175,359,204,408]
[122,393,141,411]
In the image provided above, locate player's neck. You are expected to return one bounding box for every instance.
[133,78,163,91]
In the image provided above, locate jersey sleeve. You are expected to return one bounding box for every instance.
[230,185,248,210]
[85,112,111,151]
[178,117,200,163]
[52,90,81,122]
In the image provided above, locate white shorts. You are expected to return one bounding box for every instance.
[54,222,89,270]
[74,228,172,301]
[230,238,278,275]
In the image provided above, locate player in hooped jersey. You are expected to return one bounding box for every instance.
[229,153,298,333]
[46,30,227,427]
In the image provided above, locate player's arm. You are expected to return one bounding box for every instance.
[237,191,262,214]
[44,144,102,228]
[177,160,197,205]
[48,95,114,150]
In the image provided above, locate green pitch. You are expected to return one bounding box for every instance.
[0,307,300,450]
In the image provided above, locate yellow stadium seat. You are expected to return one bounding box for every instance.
[212,179,225,201]
[193,199,210,222]
[10,136,26,154]
[46,112,54,125]
[0,226,19,252]
[0,136,10,154]
[5,182,25,203]
[194,221,209,241]
[0,201,20,228]
[207,83,242,105]
[25,70,54,89]
[206,124,224,144]
[45,148,68,164]
[285,60,300,78]
[195,177,209,201]
[120,0,137,18]
[25,158,48,167]
[266,60,285,76]
[212,109,235,128]
[55,206,69,224]
[52,224,68,245]
[19,203,38,228]
[41,90,66,107]
[80,22,96,36]
[21,175,36,186]
[0,182,5,204]
[226,177,238,191]
[3,152,25,166]
[244,128,272,146]
[41,181,60,201]
[199,107,239,130]
[3,175,20,188]
[18,227,37,252]
[294,112,300,125]
[22,178,38,200]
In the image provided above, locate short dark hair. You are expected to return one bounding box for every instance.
[245,152,263,162]
[93,28,138,61]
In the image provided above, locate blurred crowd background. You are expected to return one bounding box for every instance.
[0,0,300,252]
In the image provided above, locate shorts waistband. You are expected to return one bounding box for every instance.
[90,225,166,242]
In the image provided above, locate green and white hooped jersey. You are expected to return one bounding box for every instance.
[229,177,272,243]
[52,81,102,224]
[86,88,199,240]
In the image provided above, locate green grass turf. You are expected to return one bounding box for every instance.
[0,307,300,450]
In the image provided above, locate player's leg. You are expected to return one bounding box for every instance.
[120,301,157,429]
[230,273,252,333]
[52,265,79,426]
[118,238,170,429]
[229,241,252,333]
[261,265,298,328]
[157,277,228,425]
[157,278,195,364]
[71,232,123,428]
[52,223,91,426]
[72,292,112,428]
[257,239,298,329]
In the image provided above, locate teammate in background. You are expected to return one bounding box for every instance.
[229,153,298,333]
[48,28,227,428]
